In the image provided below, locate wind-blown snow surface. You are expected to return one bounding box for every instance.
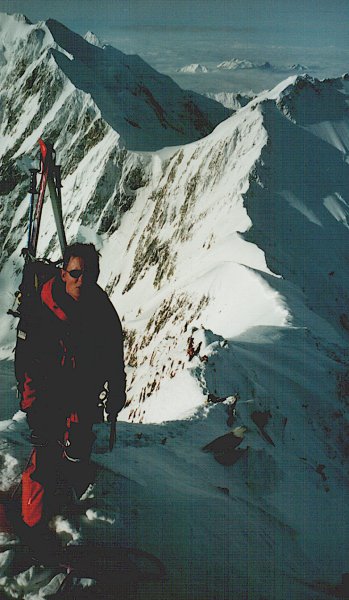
[1,12,349,598]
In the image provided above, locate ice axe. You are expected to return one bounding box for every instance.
[99,385,117,452]
[109,419,116,452]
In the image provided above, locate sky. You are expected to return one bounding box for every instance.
[0,0,348,94]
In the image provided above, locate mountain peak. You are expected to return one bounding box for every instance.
[84,30,104,48]
[45,17,100,58]
[177,63,209,74]
[289,63,308,72]
[0,12,32,25]
[275,74,349,131]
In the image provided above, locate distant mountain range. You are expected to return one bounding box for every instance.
[177,59,309,74]
[217,58,272,70]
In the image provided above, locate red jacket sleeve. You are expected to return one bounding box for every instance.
[20,372,38,412]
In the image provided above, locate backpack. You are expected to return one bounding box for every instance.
[12,255,62,394]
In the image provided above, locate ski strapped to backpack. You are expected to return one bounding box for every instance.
[29,139,67,258]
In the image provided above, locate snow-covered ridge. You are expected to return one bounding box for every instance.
[110,71,349,423]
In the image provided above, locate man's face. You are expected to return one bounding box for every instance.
[61,256,86,302]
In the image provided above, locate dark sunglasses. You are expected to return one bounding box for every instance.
[66,269,84,279]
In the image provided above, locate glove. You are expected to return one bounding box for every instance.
[98,384,119,423]
[98,387,109,422]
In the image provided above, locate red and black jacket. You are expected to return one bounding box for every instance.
[15,276,126,434]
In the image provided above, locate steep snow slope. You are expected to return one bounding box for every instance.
[0,15,349,597]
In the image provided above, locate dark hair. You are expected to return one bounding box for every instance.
[63,243,100,282]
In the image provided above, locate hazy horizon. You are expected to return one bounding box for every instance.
[0,0,348,94]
